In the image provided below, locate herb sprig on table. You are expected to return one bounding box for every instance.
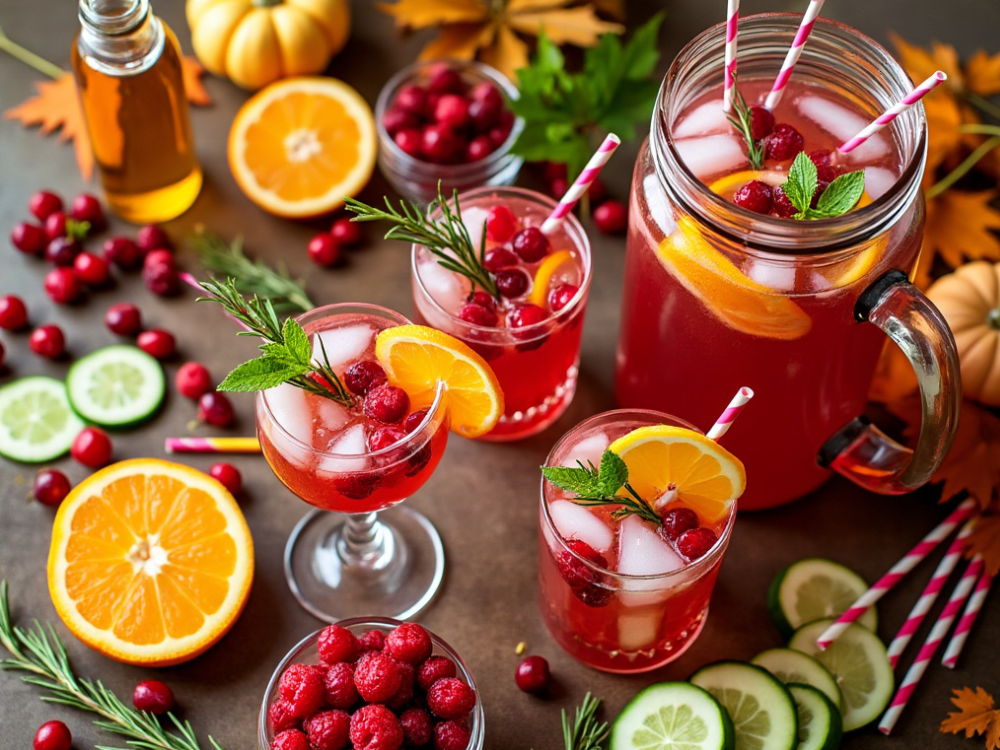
[0,581,228,750]
[779,152,867,220]
[562,693,611,750]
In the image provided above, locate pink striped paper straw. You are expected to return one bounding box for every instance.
[706,387,754,441]
[816,497,979,649]
[885,517,978,668]
[540,134,620,236]
[764,0,825,111]
[942,568,994,668]
[838,71,947,154]
[165,437,261,454]
[722,0,739,112]
[879,556,985,734]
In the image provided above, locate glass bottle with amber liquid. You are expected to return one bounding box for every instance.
[72,0,202,223]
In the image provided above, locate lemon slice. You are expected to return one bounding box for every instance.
[608,425,746,523]
[529,250,576,308]
[375,325,504,439]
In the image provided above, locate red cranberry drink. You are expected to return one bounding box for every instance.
[538,410,745,673]
[412,186,591,441]
[615,15,960,509]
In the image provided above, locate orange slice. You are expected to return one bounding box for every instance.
[48,459,254,666]
[609,425,746,524]
[228,76,376,218]
[709,169,786,198]
[375,325,503,439]
[529,250,576,308]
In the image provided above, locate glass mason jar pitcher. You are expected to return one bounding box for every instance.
[614,15,961,510]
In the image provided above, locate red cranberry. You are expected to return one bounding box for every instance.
[544,161,568,182]
[133,679,175,714]
[105,302,142,336]
[765,123,805,161]
[209,462,242,494]
[44,267,83,304]
[334,473,382,501]
[435,94,470,129]
[198,391,235,427]
[44,211,68,241]
[143,262,180,296]
[485,205,516,243]
[369,425,407,452]
[469,290,495,308]
[812,179,831,209]
[73,252,110,286]
[344,360,387,395]
[383,106,419,136]
[549,176,569,200]
[489,109,515,145]
[733,180,774,215]
[176,361,213,400]
[394,84,426,115]
[808,149,838,183]
[483,246,518,273]
[428,67,465,95]
[471,80,502,105]
[394,128,423,157]
[72,426,113,468]
[422,91,442,119]
[104,236,143,270]
[34,469,71,507]
[508,303,547,329]
[330,217,363,247]
[587,177,608,204]
[144,249,175,270]
[468,98,500,132]
[421,123,458,163]
[593,200,628,234]
[512,226,550,262]
[403,408,429,433]
[0,340,4,369]
[29,191,63,222]
[549,283,579,312]
[459,302,498,327]
[70,193,106,231]
[308,233,341,267]
[364,384,410,424]
[658,507,699,541]
[749,105,775,141]
[495,269,529,298]
[45,237,82,266]
[10,222,47,255]
[137,329,176,359]
[515,655,550,694]
[33,720,71,750]
[677,527,719,560]
[29,325,65,359]
[770,186,798,218]
[0,295,28,330]
[137,224,172,252]
[466,135,494,162]
[555,539,612,607]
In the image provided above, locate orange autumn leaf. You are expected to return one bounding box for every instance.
[378,0,487,30]
[924,92,964,174]
[967,516,1000,577]
[507,6,622,47]
[891,32,964,91]
[964,50,1000,97]
[942,687,1000,750]
[917,190,1000,289]
[419,23,496,62]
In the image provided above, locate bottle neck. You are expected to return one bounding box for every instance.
[77,0,164,76]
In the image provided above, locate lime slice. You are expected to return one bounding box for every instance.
[67,345,165,428]
[611,682,735,750]
[788,619,894,731]
[787,684,843,750]
[0,376,84,462]
[768,558,878,638]
[751,648,843,711]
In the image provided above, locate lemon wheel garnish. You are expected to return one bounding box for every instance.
[609,425,746,524]
[529,250,576,308]
[375,325,504,439]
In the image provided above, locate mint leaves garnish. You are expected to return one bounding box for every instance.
[542,449,662,526]
[778,152,866,220]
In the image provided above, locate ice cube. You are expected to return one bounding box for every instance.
[263,383,313,443]
[643,174,677,236]
[417,256,472,312]
[864,166,897,201]
[618,610,663,653]
[795,95,890,160]
[460,206,491,252]
[319,423,369,473]
[617,515,685,606]
[675,135,749,180]
[312,325,375,371]
[549,500,614,553]
[746,260,797,292]
[560,431,611,470]
[673,100,731,138]
[315,398,351,433]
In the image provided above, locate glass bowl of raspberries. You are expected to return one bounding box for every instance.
[375,59,524,206]
[259,618,484,750]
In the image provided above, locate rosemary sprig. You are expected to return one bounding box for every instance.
[541,450,662,526]
[197,277,354,405]
[344,185,499,300]
[727,74,765,170]
[0,581,227,750]
[191,229,314,313]
[563,693,610,750]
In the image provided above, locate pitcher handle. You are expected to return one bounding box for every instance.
[818,271,962,494]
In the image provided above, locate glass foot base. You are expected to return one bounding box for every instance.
[284,506,445,623]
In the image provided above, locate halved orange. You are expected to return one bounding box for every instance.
[529,249,576,308]
[375,325,503,439]
[48,459,254,666]
[609,426,746,524]
[228,76,376,218]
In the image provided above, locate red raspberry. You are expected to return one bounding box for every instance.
[485,205,517,243]
[70,193,106,230]
[658,507,699,541]
[417,656,457,691]
[45,237,82,266]
[400,708,433,748]
[29,191,63,221]
[385,623,433,664]
[330,217,363,248]
[198,391,235,427]
[426,678,476,720]
[428,68,465,95]
[268,700,301,733]
[369,425,407,452]
[495,269,528,299]
[549,283,579,313]
[508,303,547,330]
[770,186,798,218]
[103,236,143,270]
[733,180,774,215]
[33,469,71,507]
[364,384,410,424]
[434,94,469,129]
[386,660,416,710]
[73,252,110,286]
[138,329,176,360]
[279,663,326,718]
[808,149,838,183]
[403,409,429,433]
[458,303,498,327]
[511,227,550,262]
[33,720,72,750]
[72,426,113,468]
[334,472,381,500]
[271,728,309,750]
[433,720,471,750]
[350,704,404,750]
[515,655,550,694]
[765,123,804,161]
[482,247,518,273]
[354,650,403,703]
[318,624,361,664]
[323,662,359,709]
[749,105,775,141]
[466,135,493,161]
[132,679,174,714]
[0,295,28,330]
[304,709,351,750]
[105,302,142,336]
[593,200,628,234]
[308,233,341,267]
[555,539,612,608]
[345,360,388,396]
[677,527,718,561]
[421,124,459,163]
[137,224,172,252]
[29,325,65,359]
[209,462,242,494]
[395,84,426,114]
[176,362,213,400]
[358,629,386,652]
[10,222,47,255]
[384,107,419,136]
[811,179,831,208]
[395,129,423,158]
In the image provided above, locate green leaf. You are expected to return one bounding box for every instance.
[217,357,308,392]
[596,450,629,498]
[780,152,819,216]
[541,464,602,497]
[282,318,312,365]
[619,12,664,80]
[814,169,867,217]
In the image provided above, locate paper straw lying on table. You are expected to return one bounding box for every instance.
[540,134,620,236]
[722,0,740,112]
[764,0,825,110]
[942,567,994,668]
[166,437,261,454]
[879,556,985,735]
[706,387,754,441]
[838,71,947,154]
[816,497,979,649]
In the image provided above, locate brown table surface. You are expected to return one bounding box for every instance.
[2,0,999,748]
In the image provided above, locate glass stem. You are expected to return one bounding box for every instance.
[339,512,391,569]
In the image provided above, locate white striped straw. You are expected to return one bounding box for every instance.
[838,71,948,153]
[764,0,826,111]
[879,557,984,735]
[706,387,754,441]
[722,0,740,113]
[885,517,978,668]
[540,134,620,236]
[816,498,979,649]
[942,568,994,668]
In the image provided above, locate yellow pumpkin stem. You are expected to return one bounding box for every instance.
[989,307,1000,331]
[252,0,284,6]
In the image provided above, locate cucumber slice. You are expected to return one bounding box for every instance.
[611,682,735,750]
[788,619,893,732]
[67,345,165,428]
[751,648,843,712]
[788,684,843,750]
[768,558,878,638]
[0,376,84,462]
[690,661,798,750]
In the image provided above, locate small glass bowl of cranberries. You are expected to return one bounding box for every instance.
[258,617,485,750]
[375,59,523,206]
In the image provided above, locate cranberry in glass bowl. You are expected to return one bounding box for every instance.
[375,59,524,206]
